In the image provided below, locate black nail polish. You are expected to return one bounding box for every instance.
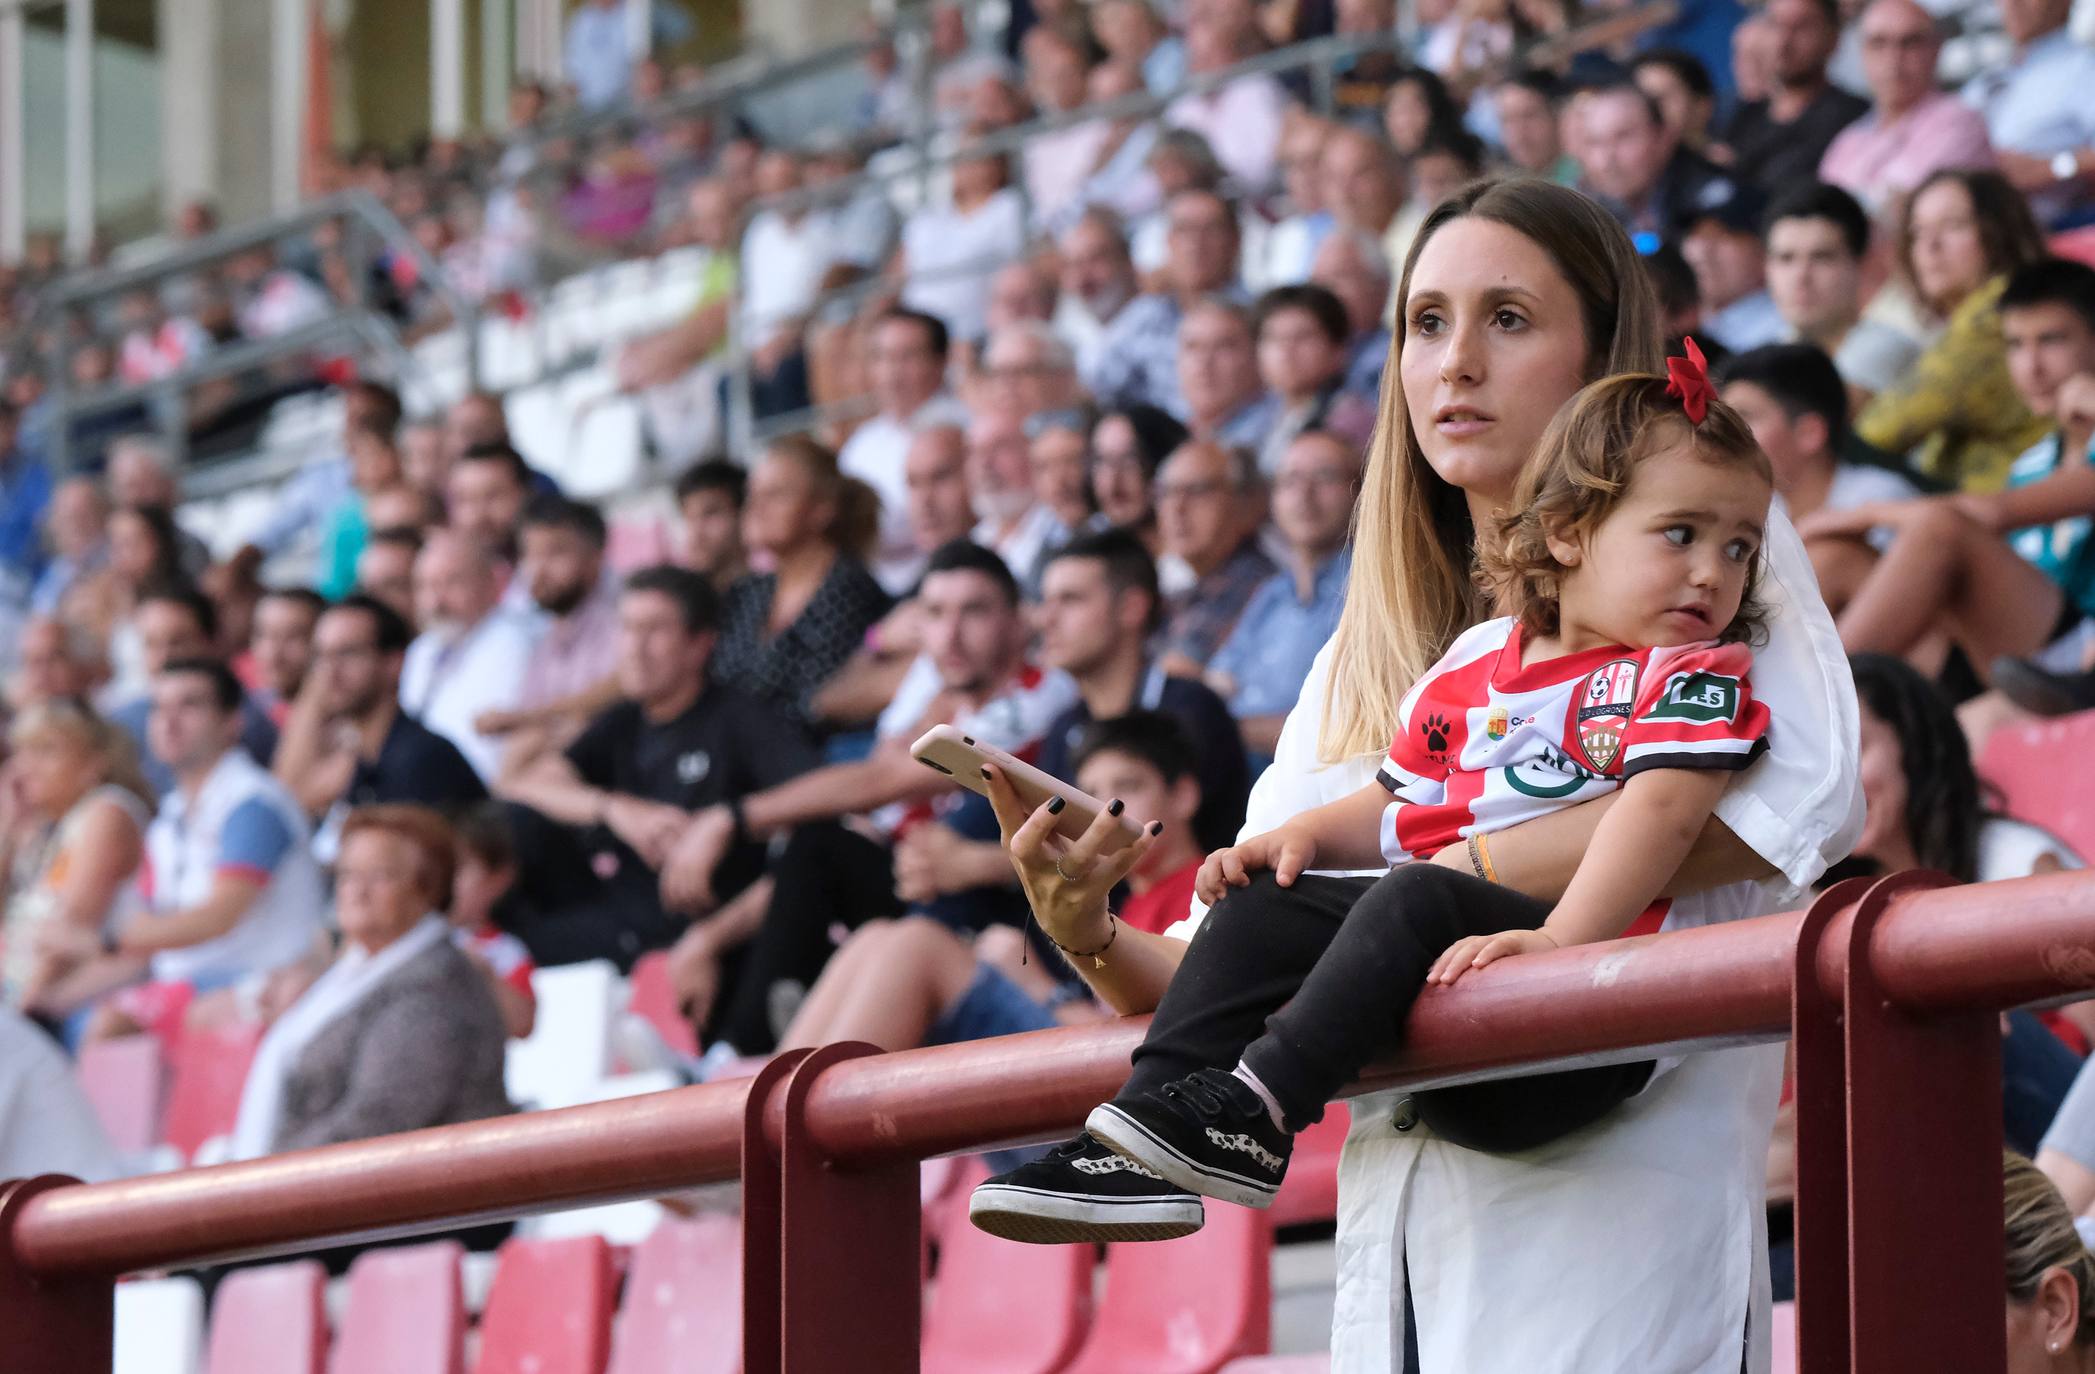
[980,767,992,780]
[1107,798,1125,817]
[1047,796,1066,815]
[1148,821,1164,836]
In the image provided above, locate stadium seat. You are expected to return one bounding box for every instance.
[505,960,620,1109]
[475,1235,617,1374]
[114,1275,206,1374]
[329,1241,467,1374]
[921,1203,1093,1374]
[625,951,699,1060]
[605,1214,741,1374]
[1979,710,2095,861]
[204,1260,327,1374]
[1060,1204,1274,1374]
[161,1021,266,1161]
[2053,228,2095,270]
[567,398,645,499]
[1770,1300,1798,1374]
[1268,1105,1348,1229]
[77,1033,167,1156]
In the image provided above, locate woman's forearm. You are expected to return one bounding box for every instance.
[1072,921,1190,1016]
[1483,792,1772,903]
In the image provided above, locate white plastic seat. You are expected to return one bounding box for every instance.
[503,960,622,1111]
[113,1275,205,1374]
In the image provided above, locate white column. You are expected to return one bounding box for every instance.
[158,0,219,221]
[270,0,306,210]
[431,0,463,136]
[622,0,646,67]
[481,0,509,130]
[63,0,92,259]
[0,4,24,261]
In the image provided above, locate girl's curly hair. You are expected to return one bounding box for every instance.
[1475,371,1774,645]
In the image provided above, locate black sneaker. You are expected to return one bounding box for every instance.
[968,1134,1205,1244]
[1086,1068,1291,1209]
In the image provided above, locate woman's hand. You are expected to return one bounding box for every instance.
[1194,823,1320,906]
[980,765,1159,954]
[1427,927,1559,985]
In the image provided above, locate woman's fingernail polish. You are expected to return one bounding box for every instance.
[1148,821,1164,836]
[1047,796,1066,815]
[1107,798,1125,817]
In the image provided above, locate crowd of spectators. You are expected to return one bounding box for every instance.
[1,0,2095,1298]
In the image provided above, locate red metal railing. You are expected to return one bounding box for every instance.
[8,869,2095,1371]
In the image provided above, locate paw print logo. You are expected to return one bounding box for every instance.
[1419,713,1453,760]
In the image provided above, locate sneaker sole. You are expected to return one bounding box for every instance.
[1085,1103,1281,1210]
[967,1183,1206,1245]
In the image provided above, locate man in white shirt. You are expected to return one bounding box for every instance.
[563,0,635,109]
[838,309,969,590]
[739,151,834,418]
[401,530,542,782]
[1963,0,2095,225]
[1053,209,1142,379]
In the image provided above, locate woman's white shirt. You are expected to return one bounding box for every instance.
[1164,504,1861,1373]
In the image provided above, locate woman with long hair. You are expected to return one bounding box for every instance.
[980,178,1861,1371]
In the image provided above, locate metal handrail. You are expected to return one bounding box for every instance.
[9,870,2095,1278]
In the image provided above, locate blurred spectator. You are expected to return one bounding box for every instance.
[838,309,968,588]
[248,587,324,724]
[905,425,981,562]
[1680,184,1787,353]
[106,437,210,576]
[67,504,183,697]
[1818,0,1994,216]
[1764,183,1922,408]
[973,322,1084,426]
[114,289,210,385]
[1251,285,1373,473]
[227,245,329,341]
[1206,428,1358,759]
[855,19,914,137]
[1322,127,1406,252]
[1855,170,2050,491]
[1635,0,1751,110]
[1153,440,1274,672]
[1127,128,1240,274]
[1177,298,1276,449]
[10,617,105,709]
[1493,70,1578,183]
[1383,130,1485,268]
[655,542,1074,1053]
[1024,408,1105,571]
[499,566,817,968]
[1088,188,1243,413]
[930,3,1011,127]
[316,420,403,601]
[564,0,642,110]
[805,140,901,304]
[78,658,324,1045]
[273,595,485,854]
[1963,0,2095,226]
[1310,226,1394,400]
[482,497,622,776]
[0,700,147,1017]
[967,411,1058,585]
[740,151,833,419]
[399,419,449,502]
[1166,0,1289,196]
[443,392,512,467]
[1054,209,1143,378]
[617,180,739,463]
[1259,115,1335,288]
[445,442,534,574]
[1802,259,2095,669]
[1033,530,1249,850]
[229,804,510,1162]
[1090,404,1187,547]
[0,1007,122,1182]
[1022,27,1107,231]
[1381,67,1466,164]
[714,438,891,730]
[1577,80,1738,245]
[1715,0,1867,195]
[673,460,749,593]
[109,585,279,798]
[985,261,1059,337]
[30,476,105,617]
[898,145,1027,344]
[1632,50,1719,160]
[1092,0,1186,96]
[448,802,537,1039]
[401,530,540,782]
[355,528,422,624]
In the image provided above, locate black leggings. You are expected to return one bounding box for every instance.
[1123,865,1653,1151]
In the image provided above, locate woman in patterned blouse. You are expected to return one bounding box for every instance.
[712,436,893,732]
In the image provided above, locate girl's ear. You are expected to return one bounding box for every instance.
[1543,524,1583,570]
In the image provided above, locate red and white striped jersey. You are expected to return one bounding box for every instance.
[1376,618,1771,866]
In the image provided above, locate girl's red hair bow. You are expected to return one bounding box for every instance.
[1665,336,1716,425]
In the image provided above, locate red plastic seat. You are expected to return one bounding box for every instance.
[1061,1203,1274,1374]
[475,1235,617,1374]
[627,953,699,1060]
[606,1215,741,1374]
[328,1241,466,1374]
[2053,228,2095,271]
[1979,710,2095,861]
[1219,1358,1328,1372]
[161,1020,265,1160]
[1770,1300,1798,1374]
[76,1033,166,1155]
[921,1204,1093,1374]
[205,1260,327,1374]
[1267,1105,1348,1229]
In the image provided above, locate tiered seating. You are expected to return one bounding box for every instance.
[162,1021,266,1162]
[1979,709,2095,861]
[505,960,621,1109]
[475,1235,618,1374]
[921,1200,1093,1373]
[77,1033,167,1156]
[605,1213,741,1374]
[329,1241,468,1374]
[204,1260,328,1374]
[1061,1204,1275,1374]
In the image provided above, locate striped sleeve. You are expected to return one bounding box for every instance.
[1619,642,1771,778]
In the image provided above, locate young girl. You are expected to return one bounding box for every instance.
[972,343,1780,1242]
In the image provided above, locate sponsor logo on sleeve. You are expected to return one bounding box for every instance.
[1643,670,1742,725]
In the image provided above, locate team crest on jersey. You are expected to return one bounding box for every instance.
[1485,706,1509,741]
[1574,659,1640,773]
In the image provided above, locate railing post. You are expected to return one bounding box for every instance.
[0,1176,110,1372]
[765,1042,922,1374]
[1792,877,1865,1373]
[742,1048,813,1374]
[1843,871,2005,1373]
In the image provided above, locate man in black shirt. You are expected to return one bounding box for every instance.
[271,593,486,858]
[499,564,818,970]
[1715,0,1867,196]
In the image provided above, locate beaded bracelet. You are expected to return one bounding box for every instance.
[1053,913,1119,969]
